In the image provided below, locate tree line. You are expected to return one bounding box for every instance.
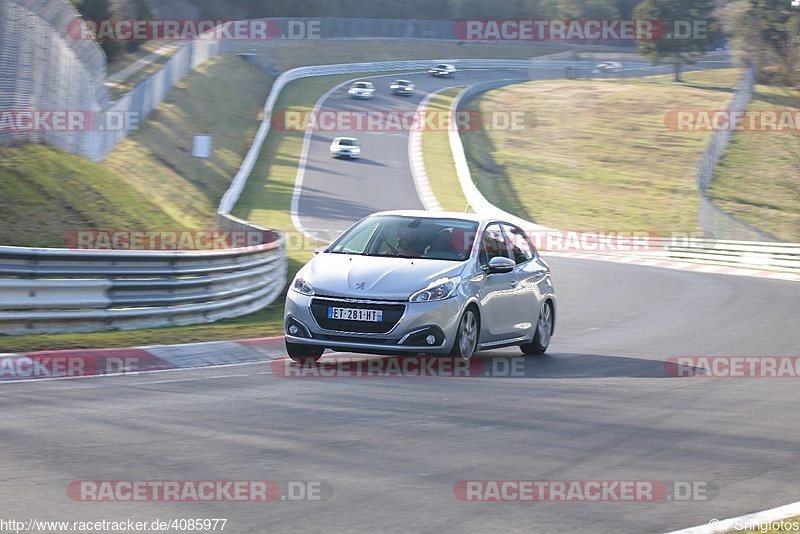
[71,0,798,86]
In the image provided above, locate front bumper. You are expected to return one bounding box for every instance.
[348,92,373,99]
[284,292,463,354]
[331,149,360,158]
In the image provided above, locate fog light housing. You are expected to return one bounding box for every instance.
[401,326,445,347]
[286,318,310,338]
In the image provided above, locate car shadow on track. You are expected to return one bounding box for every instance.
[284,352,685,379]
[350,158,387,167]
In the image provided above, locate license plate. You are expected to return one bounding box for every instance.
[327,307,383,322]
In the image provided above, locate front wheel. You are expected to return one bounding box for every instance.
[450,307,479,361]
[286,341,324,363]
[520,301,553,355]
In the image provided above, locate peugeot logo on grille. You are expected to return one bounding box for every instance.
[355,281,366,290]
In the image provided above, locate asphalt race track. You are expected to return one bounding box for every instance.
[3,68,799,534]
[295,68,535,240]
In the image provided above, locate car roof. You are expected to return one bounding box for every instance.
[394,79,412,83]
[369,210,487,223]
[334,137,358,142]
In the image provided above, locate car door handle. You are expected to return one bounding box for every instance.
[510,280,519,288]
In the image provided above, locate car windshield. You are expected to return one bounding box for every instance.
[395,80,409,85]
[328,215,478,261]
[338,139,356,146]
[354,83,370,88]
[436,64,448,69]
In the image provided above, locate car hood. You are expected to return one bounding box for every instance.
[301,253,467,300]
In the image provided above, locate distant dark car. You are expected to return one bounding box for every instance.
[390,79,415,96]
[428,64,456,77]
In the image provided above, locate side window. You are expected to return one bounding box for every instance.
[502,224,534,264]
[479,224,512,266]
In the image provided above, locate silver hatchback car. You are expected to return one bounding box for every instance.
[283,211,556,362]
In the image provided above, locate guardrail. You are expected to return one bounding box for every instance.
[446,80,800,278]
[0,222,286,335]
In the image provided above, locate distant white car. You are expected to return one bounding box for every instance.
[347,81,375,99]
[428,64,456,77]
[390,79,415,96]
[330,137,361,159]
[594,61,623,73]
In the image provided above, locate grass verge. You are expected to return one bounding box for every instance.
[0,55,271,247]
[459,68,744,234]
[709,85,800,242]
[421,88,471,212]
[255,39,615,71]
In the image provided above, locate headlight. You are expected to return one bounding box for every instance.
[291,277,314,296]
[409,276,461,303]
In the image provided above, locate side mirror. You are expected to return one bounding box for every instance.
[487,256,515,274]
[313,246,326,255]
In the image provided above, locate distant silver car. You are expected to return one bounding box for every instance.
[428,63,456,77]
[390,79,415,95]
[347,81,375,99]
[284,211,556,362]
[329,137,361,159]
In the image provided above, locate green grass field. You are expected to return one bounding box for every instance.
[0,55,271,247]
[709,85,800,242]
[421,88,471,212]
[458,69,745,234]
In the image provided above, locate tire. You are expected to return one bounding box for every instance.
[520,300,553,355]
[286,341,324,363]
[450,307,479,361]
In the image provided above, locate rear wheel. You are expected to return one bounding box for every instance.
[450,307,479,361]
[520,301,553,355]
[286,341,324,363]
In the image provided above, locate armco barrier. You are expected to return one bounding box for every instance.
[446,80,800,276]
[0,223,286,335]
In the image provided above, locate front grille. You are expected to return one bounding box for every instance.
[311,297,405,334]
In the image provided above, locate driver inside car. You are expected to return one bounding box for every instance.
[396,226,425,257]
